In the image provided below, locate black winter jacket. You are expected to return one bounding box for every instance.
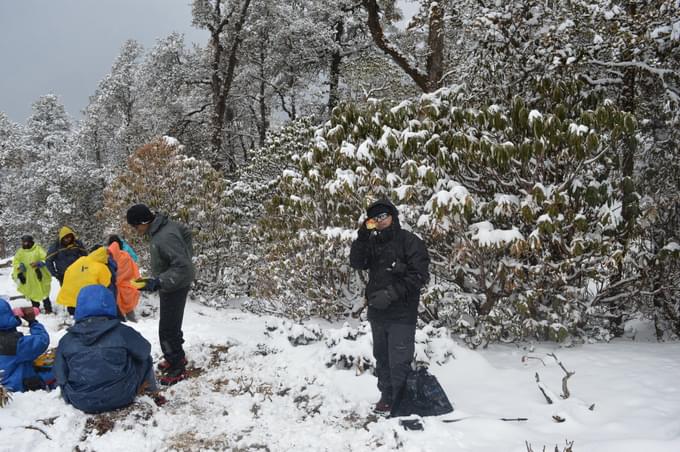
[148,213,195,292]
[349,200,430,324]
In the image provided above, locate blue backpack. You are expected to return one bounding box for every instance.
[391,367,454,417]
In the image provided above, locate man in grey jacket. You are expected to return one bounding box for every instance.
[127,203,195,385]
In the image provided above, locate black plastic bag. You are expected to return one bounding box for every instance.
[391,367,454,417]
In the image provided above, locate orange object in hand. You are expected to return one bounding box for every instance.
[366,219,378,230]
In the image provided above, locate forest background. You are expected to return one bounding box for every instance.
[1,0,678,347]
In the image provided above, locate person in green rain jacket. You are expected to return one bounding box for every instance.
[12,235,53,314]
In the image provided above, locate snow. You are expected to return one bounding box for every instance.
[662,241,680,252]
[324,169,357,194]
[2,263,680,451]
[528,110,543,124]
[340,141,357,159]
[161,136,180,147]
[355,139,374,163]
[470,221,524,246]
[569,123,590,136]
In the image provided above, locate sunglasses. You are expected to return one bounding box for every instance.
[372,212,390,221]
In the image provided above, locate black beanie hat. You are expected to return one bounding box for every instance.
[367,203,391,219]
[20,234,34,243]
[126,204,154,225]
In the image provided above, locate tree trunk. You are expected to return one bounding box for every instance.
[328,19,344,112]
[208,0,252,172]
[361,0,431,92]
[620,2,638,238]
[426,1,445,90]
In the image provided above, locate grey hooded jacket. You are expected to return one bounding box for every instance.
[148,213,195,292]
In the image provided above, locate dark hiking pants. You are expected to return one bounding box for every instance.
[370,320,416,404]
[159,286,189,368]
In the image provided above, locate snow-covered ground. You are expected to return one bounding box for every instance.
[1,261,680,452]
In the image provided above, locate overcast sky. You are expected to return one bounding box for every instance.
[0,0,207,123]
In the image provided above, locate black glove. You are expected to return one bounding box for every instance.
[368,285,399,310]
[388,261,408,276]
[357,221,370,241]
[35,267,43,281]
[18,272,26,285]
[133,277,161,292]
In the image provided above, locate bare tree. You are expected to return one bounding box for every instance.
[193,0,252,172]
[361,0,446,92]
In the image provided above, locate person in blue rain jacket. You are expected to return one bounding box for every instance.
[54,284,159,413]
[0,298,52,392]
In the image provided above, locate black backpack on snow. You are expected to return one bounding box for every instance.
[391,367,454,417]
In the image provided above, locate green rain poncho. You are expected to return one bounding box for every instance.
[12,243,52,302]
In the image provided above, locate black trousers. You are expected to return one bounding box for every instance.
[370,320,416,403]
[159,286,189,368]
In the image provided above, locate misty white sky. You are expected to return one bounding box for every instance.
[0,0,207,123]
[0,0,421,125]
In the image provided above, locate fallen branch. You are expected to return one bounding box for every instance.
[535,372,554,404]
[443,416,528,423]
[547,353,575,399]
[23,425,52,440]
[522,355,546,366]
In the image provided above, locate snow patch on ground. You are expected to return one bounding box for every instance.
[1,262,680,451]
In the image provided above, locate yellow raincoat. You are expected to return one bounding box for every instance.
[56,247,112,308]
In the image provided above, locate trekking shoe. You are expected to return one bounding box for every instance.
[374,399,392,413]
[159,367,187,386]
[152,393,168,407]
[157,357,187,372]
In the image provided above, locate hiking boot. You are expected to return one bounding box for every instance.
[157,357,188,372]
[159,366,187,386]
[374,395,392,414]
[152,393,168,407]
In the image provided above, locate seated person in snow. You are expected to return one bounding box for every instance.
[0,298,54,392]
[54,285,161,413]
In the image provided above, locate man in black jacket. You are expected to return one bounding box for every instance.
[349,199,430,413]
[127,203,195,386]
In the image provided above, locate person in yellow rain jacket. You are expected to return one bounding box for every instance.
[107,240,140,320]
[12,235,53,313]
[56,246,114,316]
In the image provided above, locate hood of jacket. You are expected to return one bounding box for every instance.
[148,212,169,236]
[0,299,20,331]
[59,226,76,241]
[107,241,122,261]
[74,284,117,322]
[367,198,401,228]
[88,246,109,264]
[67,316,120,346]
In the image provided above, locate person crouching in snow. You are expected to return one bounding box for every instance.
[54,285,163,413]
[56,246,116,317]
[12,235,53,314]
[45,226,87,285]
[0,298,54,392]
[107,239,140,321]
